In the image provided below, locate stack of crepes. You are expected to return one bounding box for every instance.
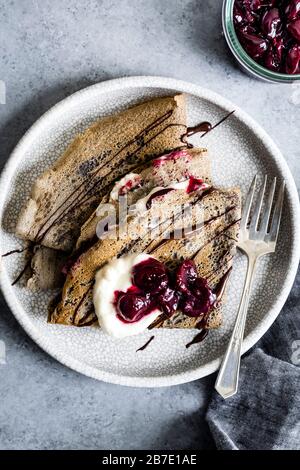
[16,94,241,330]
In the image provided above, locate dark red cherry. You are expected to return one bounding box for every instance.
[176,262,216,318]
[264,47,281,71]
[132,258,168,294]
[180,293,208,318]
[251,0,276,10]
[233,2,245,26]
[285,0,300,21]
[191,278,217,312]
[175,260,198,293]
[287,19,300,42]
[248,0,262,12]
[233,1,257,26]
[180,284,215,317]
[191,277,208,296]
[116,292,155,322]
[237,24,257,37]
[279,29,293,52]
[157,287,181,317]
[261,8,281,39]
[285,44,300,73]
[264,37,284,71]
[186,176,206,194]
[273,36,285,61]
[242,3,257,24]
[238,29,269,58]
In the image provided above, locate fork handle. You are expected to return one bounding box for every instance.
[215,255,258,399]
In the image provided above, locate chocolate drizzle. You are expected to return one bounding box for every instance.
[181,110,235,148]
[214,267,232,304]
[5,244,34,286]
[150,200,238,254]
[11,259,32,286]
[119,188,213,259]
[156,221,236,346]
[186,121,212,137]
[136,335,155,351]
[64,187,216,326]
[2,244,31,287]
[33,109,235,245]
[185,305,212,347]
[147,187,216,253]
[71,283,94,325]
[191,215,240,259]
[181,121,211,148]
[200,110,235,138]
[44,107,237,327]
[2,247,28,257]
[52,190,239,327]
[186,329,208,348]
[35,110,186,244]
[77,310,96,326]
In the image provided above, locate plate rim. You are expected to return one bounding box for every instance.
[0,75,299,387]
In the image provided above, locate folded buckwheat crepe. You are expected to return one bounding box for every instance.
[14,93,241,335]
[16,95,187,252]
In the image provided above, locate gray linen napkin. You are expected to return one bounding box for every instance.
[206,269,300,450]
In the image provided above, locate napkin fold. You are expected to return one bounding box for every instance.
[206,270,300,450]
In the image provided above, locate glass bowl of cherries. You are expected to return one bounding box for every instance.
[222,0,300,82]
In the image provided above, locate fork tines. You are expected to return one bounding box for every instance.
[241,175,285,245]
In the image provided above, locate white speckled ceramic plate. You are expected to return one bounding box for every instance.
[0,76,299,387]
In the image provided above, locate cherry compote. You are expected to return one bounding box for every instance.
[115,257,216,324]
[233,0,300,74]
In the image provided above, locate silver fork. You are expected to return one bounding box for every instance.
[215,175,285,399]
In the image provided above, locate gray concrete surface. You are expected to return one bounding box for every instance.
[0,0,299,450]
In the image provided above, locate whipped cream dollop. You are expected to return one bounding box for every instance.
[109,173,142,201]
[93,254,162,338]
